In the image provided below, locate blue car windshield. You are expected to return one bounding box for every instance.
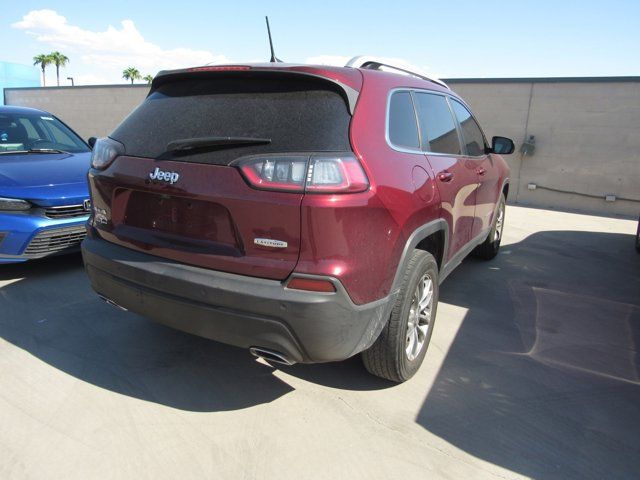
[0,112,89,154]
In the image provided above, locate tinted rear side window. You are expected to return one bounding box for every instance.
[413,93,461,156]
[450,99,486,156]
[388,91,420,150]
[110,74,352,165]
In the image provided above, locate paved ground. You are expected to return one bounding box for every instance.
[0,205,638,480]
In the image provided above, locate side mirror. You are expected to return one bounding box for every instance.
[87,137,97,149]
[491,136,515,155]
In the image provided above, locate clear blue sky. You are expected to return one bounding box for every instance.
[1,0,639,85]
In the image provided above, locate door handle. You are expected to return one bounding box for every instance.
[477,167,487,176]
[438,171,454,182]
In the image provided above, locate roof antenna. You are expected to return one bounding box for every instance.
[265,16,282,63]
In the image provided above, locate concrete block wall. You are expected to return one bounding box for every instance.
[4,78,640,217]
[448,78,640,217]
[4,85,149,140]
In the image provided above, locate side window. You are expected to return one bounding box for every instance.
[42,119,79,148]
[450,99,486,156]
[388,91,420,150]
[413,93,461,155]
[17,118,39,140]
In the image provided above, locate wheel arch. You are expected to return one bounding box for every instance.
[502,180,510,200]
[390,219,449,295]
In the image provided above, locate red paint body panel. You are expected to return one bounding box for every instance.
[473,154,506,236]
[296,190,400,305]
[426,155,479,260]
[314,70,443,304]
[90,157,303,280]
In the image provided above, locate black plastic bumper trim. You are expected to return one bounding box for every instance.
[81,235,394,363]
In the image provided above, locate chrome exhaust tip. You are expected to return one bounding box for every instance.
[98,295,128,311]
[249,347,296,366]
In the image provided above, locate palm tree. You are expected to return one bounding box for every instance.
[122,67,141,84]
[49,51,70,86]
[143,74,154,85]
[33,54,52,86]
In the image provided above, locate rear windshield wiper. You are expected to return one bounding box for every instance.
[166,136,271,153]
[0,148,70,155]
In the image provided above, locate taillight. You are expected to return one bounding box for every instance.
[305,156,369,193]
[235,154,369,193]
[238,155,308,192]
[90,137,124,170]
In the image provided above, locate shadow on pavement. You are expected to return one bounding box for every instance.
[2,227,639,476]
[419,230,640,479]
[0,254,388,413]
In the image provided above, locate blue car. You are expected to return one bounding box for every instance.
[0,106,91,264]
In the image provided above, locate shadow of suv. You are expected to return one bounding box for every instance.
[81,59,513,382]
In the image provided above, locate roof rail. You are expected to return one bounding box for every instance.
[345,56,448,89]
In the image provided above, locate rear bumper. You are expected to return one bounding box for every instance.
[81,234,395,363]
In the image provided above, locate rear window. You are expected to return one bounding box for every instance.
[110,74,352,165]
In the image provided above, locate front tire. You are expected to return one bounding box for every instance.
[473,193,505,260]
[362,250,439,383]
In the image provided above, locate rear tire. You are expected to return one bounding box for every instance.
[473,193,505,260]
[362,250,439,383]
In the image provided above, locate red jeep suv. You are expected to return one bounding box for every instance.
[81,58,513,382]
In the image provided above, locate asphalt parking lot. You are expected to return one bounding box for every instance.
[0,205,638,480]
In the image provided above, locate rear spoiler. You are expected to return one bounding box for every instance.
[152,65,361,115]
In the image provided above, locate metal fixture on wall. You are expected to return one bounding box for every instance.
[520,135,536,156]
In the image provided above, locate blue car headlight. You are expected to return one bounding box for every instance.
[0,197,32,211]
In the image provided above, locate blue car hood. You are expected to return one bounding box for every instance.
[0,152,91,206]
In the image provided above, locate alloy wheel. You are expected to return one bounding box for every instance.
[406,273,434,361]
[494,204,505,242]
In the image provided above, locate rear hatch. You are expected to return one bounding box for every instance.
[90,69,358,280]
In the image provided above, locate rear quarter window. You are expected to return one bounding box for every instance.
[388,91,420,150]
